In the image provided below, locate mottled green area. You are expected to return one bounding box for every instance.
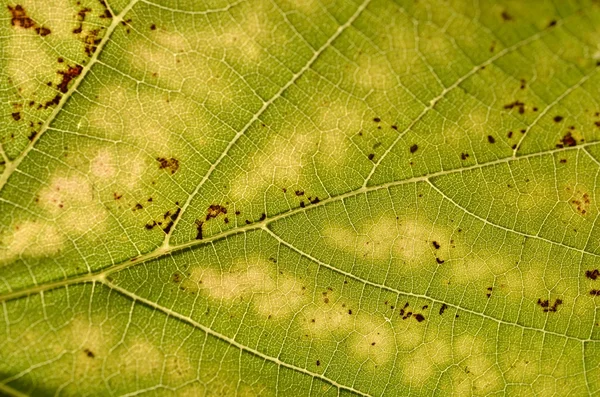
[1,0,600,395]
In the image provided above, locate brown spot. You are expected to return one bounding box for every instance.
[594,121,600,128]
[368,153,375,161]
[553,116,563,123]
[586,269,600,280]
[547,20,557,28]
[414,313,425,322]
[194,220,203,240]
[503,100,525,114]
[133,203,143,211]
[259,213,266,221]
[83,348,95,358]
[391,125,398,130]
[520,79,526,90]
[460,152,469,160]
[590,290,600,296]
[150,24,156,30]
[537,298,562,312]
[157,157,179,174]
[113,192,123,200]
[83,29,103,57]
[373,117,381,122]
[27,131,37,141]
[486,286,493,298]
[436,258,445,264]
[310,197,320,205]
[316,360,321,366]
[206,204,227,221]
[501,11,512,21]
[559,159,567,164]
[42,94,62,109]
[439,304,448,315]
[162,207,181,234]
[11,112,21,121]
[172,273,181,283]
[557,132,577,148]
[8,5,51,36]
[57,65,83,93]
[507,131,513,138]
[432,241,440,249]
[487,135,495,144]
[410,144,418,153]
[295,190,304,196]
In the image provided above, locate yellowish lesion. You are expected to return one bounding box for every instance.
[324,215,458,267]
[0,220,63,264]
[401,339,452,386]
[183,257,309,319]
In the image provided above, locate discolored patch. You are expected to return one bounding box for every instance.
[0,220,63,264]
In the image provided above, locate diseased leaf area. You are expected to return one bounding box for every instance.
[1,0,600,395]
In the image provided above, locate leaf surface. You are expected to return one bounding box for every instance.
[1,0,600,395]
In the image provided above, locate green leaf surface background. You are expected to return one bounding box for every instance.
[1,0,600,395]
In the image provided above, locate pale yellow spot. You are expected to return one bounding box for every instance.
[88,86,197,157]
[118,339,163,377]
[90,148,117,180]
[351,318,396,365]
[6,34,55,97]
[451,335,503,395]
[325,216,457,267]
[302,302,353,336]
[38,174,108,234]
[0,221,63,264]
[230,133,316,201]
[185,258,307,319]
[503,349,539,384]
[254,275,307,318]
[354,54,395,90]
[402,340,452,386]
[315,103,361,166]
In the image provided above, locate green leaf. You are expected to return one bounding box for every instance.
[1,0,600,395]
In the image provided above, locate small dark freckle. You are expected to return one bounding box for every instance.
[150,24,156,30]
[436,258,445,264]
[371,342,376,346]
[507,131,513,138]
[422,305,428,310]
[245,220,251,224]
[480,66,485,70]
[439,304,448,315]
[547,20,556,28]
[432,241,440,249]
[487,135,495,144]
[533,107,538,112]
[460,152,469,160]
[520,129,526,133]
[83,348,95,358]
[455,315,459,318]
[316,360,321,366]
[410,144,418,153]
[553,116,563,123]
[501,11,512,21]
[300,201,305,208]
[259,213,266,221]
[391,125,398,130]
[559,159,567,164]
[511,144,517,149]
[414,314,425,322]
[235,210,240,215]
[224,217,229,224]
[368,153,375,161]
[373,117,381,122]
[348,309,352,315]
[11,112,21,121]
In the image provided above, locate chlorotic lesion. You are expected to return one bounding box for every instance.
[324,215,458,267]
[0,220,62,264]
[182,257,309,319]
